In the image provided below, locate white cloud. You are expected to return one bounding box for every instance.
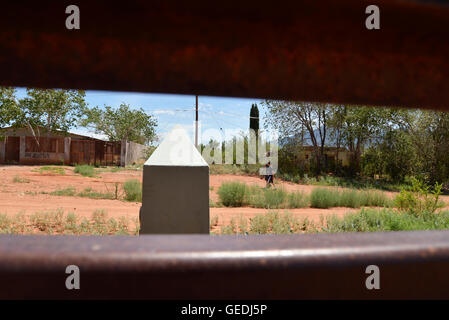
[154,109,176,115]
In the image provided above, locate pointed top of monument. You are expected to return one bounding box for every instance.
[145,125,208,166]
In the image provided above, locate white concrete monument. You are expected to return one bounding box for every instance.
[139,126,209,234]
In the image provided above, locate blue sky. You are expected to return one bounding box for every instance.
[15,88,266,145]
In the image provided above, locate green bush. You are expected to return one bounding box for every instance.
[78,188,115,200]
[310,187,391,209]
[49,187,76,196]
[38,166,65,175]
[310,188,339,208]
[361,190,392,207]
[246,187,288,209]
[244,186,307,209]
[248,211,310,234]
[339,189,362,208]
[394,178,444,216]
[74,165,95,177]
[123,179,142,202]
[323,208,449,233]
[217,182,248,207]
[286,191,309,208]
[12,175,30,183]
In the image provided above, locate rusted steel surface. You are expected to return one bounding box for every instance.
[1,231,449,299]
[0,1,449,109]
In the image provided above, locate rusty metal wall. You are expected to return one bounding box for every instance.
[4,136,19,163]
[94,141,121,166]
[1,231,449,299]
[70,140,95,165]
[1,1,449,110]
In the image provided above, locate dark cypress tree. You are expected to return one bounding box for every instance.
[250,103,259,134]
[249,104,260,163]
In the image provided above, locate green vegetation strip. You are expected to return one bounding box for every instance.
[40,179,142,202]
[217,182,308,209]
[213,208,449,235]
[216,181,392,209]
[74,165,96,177]
[33,166,65,175]
[0,209,138,235]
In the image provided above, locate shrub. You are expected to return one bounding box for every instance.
[74,165,95,177]
[29,209,64,232]
[49,187,76,196]
[38,166,65,175]
[339,189,362,208]
[310,187,391,209]
[217,182,247,207]
[12,175,30,183]
[310,188,339,208]
[78,188,115,200]
[248,211,311,234]
[394,178,444,216]
[247,187,288,209]
[248,213,272,234]
[210,215,219,228]
[123,179,142,202]
[286,191,309,208]
[322,208,449,233]
[361,190,392,207]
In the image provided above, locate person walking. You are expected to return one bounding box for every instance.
[264,161,275,188]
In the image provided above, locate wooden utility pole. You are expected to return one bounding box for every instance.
[195,95,198,148]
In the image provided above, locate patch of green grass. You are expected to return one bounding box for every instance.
[310,188,340,209]
[286,191,309,208]
[36,166,65,175]
[249,212,311,234]
[12,174,30,183]
[49,187,76,197]
[217,182,248,207]
[123,179,142,202]
[302,175,411,193]
[246,186,287,209]
[74,165,95,177]
[216,211,314,235]
[361,190,393,207]
[77,188,115,200]
[322,208,449,233]
[0,209,139,235]
[218,182,310,209]
[310,188,392,209]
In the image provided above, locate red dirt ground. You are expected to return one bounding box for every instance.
[1,165,448,232]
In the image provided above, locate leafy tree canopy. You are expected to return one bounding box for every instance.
[0,87,86,133]
[80,103,157,145]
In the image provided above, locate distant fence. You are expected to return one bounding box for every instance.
[121,139,148,166]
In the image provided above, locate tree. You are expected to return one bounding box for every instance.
[250,104,259,134]
[338,106,392,175]
[81,103,157,145]
[17,88,87,133]
[327,105,346,175]
[0,87,19,128]
[0,88,87,149]
[405,110,449,186]
[263,100,331,176]
[249,103,260,163]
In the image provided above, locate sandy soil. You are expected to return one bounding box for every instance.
[1,165,448,231]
